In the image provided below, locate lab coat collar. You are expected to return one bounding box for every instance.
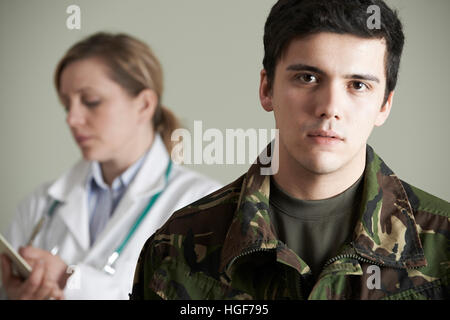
[47,160,91,203]
[123,133,170,199]
[46,133,171,250]
[47,161,91,250]
[88,147,149,192]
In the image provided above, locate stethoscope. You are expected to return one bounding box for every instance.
[26,160,173,276]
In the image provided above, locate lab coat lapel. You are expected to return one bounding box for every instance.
[126,134,169,200]
[84,134,170,263]
[47,160,91,251]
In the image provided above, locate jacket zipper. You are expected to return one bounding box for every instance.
[228,247,305,299]
[294,269,303,300]
[322,253,382,269]
[227,247,276,269]
[229,243,423,299]
[322,242,422,270]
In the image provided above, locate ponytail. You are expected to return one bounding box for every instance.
[153,105,180,154]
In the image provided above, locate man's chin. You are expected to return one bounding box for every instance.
[297,156,343,176]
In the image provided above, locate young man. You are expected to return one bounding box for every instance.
[131,0,449,300]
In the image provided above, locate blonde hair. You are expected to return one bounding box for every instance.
[54,32,180,152]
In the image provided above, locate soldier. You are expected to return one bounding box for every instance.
[131,0,449,300]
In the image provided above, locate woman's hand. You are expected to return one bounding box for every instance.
[1,246,70,300]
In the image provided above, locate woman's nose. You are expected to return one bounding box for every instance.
[66,103,86,127]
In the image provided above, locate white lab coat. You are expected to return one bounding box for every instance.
[1,134,221,299]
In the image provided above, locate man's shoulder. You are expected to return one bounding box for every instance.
[152,173,245,244]
[400,179,450,218]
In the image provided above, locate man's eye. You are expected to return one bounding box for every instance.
[296,74,317,83]
[351,81,368,91]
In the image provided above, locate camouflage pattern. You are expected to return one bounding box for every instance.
[131,144,450,300]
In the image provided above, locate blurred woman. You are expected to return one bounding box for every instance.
[1,32,220,299]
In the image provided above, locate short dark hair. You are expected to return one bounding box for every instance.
[263,0,405,105]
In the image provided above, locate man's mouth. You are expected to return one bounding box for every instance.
[306,130,344,145]
[307,130,344,140]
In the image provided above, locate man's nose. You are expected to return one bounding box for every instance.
[313,82,345,120]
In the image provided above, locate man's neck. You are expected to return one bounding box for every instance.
[272,145,366,201]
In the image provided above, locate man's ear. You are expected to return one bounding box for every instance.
[375,91,394,127]
[135,89,158,124]
[259,69,273,112]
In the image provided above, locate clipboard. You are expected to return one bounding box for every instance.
[0,233,32,279]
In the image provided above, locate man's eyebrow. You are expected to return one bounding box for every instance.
[343,73,380,83]
[286,63,326,75]
[286,63,380,83]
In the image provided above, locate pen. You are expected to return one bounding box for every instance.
[26,216,45,246]
[26,200,60,247]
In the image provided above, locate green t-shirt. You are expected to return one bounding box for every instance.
[269,175,363,279]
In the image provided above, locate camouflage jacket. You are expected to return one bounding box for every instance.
[131,145,449,300]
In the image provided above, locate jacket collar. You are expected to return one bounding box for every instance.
[220,144,427,275]
[351,145,426,268]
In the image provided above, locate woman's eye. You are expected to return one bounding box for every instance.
[83,100,100,108]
